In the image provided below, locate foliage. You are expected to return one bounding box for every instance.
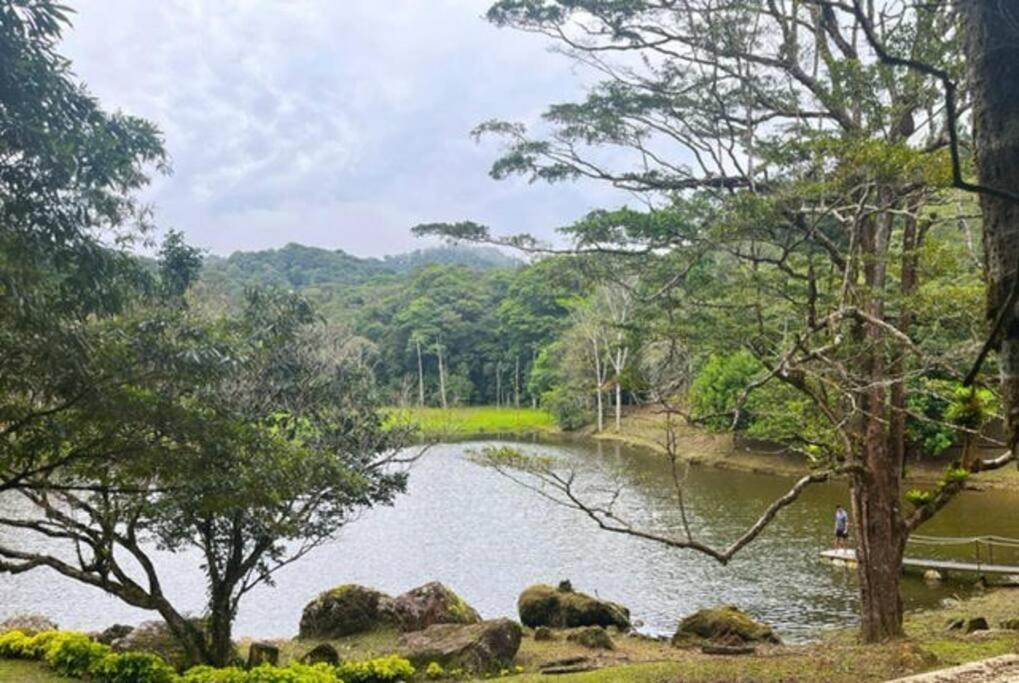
[335,655,415,683]
[42,632,111,678]
[905,489,934,507]
[540,386,590,430]
[689,351,763,431]
[89,652,177,683]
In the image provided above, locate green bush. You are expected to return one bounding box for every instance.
[335,654,415,683]
[20,630,61,659]
[0,629,31,658]
[425,661,445,679]
[90,651,178,683]
[43,631,112,677]
[689,351,762,430]
[182,665,252,682]
[249,663,338,683]
[540,385,588,430]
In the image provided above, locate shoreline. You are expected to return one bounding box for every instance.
[408,405,1019,492]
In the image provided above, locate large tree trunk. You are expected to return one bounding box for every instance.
[207,592,235,668]
[592,338,604,432]
[514,355,520,408]
[965,2,1019,451]
[496,362,502,407]
[852,200,907,642]
[852,438,907,642]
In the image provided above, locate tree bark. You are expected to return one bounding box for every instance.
[436,345,448,410]
[207,591,235,668]
[965,1,1019,452]
[592,337,604,432]
[416,340,425,407]
[514,355,520,408]
[496,362,502,407]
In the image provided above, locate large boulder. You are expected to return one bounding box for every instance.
[671,606,780,646]
[299,584,397,638]
[95,624,134,646]
[0,614,57,635]
[392,582,481,632]
[397,618,521,672]
[517,584,630,630]
[566,626,614,650]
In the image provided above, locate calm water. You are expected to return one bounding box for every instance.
[2,439,1018,642]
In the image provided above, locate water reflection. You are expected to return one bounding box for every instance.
[1,439,1016,642]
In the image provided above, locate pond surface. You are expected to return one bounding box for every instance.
[2,438,1019,642]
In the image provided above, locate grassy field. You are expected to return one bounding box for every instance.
[387,406,559,440]
[0,659,65,681]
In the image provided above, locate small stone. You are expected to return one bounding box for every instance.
[247,642,279,668]
[533,626,556,641]
[300,643,340,666]
[566,626,614,650]
[557,580,573,593]
[923,569,943,582]
[96,624,134,645]
[1000,618,1019,631]
[965,617,989,633]
[946,618,965,631]
[701,643,756,655]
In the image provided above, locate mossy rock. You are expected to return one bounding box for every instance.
[299,584,397,638]
[392,582,481,632]
[1000,618,1019,631]
[517,584,630,630]
[397,618,521,673]
[0,614,57,635]
[671,606,780,647]
[566,626,614,650]
[113,618,216,671]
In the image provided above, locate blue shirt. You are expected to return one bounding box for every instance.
[835,509,848,532]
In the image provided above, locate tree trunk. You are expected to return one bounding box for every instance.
[207,593,235,668]
[592,338,604,432]
[416,340,425,407]
[437,345,448,410]
[611,377,619,430]
[496,362,502,408]
[514,355,520,408]
[852,204,907,642]
[965,1,1019,452]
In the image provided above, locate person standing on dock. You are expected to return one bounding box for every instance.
[834,505,850,550]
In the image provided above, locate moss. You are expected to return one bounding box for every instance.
[517,584,630,629]
[566,627,614,650]
[672,606,780,646]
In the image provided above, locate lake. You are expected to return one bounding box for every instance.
[2,438,1018,642]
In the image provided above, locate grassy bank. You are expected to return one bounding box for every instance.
[589,407,1019,490]
[238,587,1019,682]
[388,406,559,440]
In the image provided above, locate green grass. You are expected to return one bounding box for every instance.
[0,659,66,681]
[387,406,558,439]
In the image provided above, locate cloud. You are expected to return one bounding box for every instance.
[61,0,630,256]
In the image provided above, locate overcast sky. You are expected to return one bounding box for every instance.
[60,1,629,257]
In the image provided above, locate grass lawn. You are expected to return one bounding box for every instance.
[387,406,558,440]
[238,587,1019,682]
[0,660,66,681]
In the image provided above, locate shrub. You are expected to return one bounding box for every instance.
[689,351,762,430]
[425,661,445,679]
[21,630,61,659]
[335,654,415,683]
[906,488,933,507]
[182,665,252,682]
[43,631,112,677]
[540,386,588,430]
[249,663,337,683]
[0,629,32,658]
[90,651,178,683]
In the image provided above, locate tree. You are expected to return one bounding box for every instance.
[962,3,1019,448]
[1,0,167,493]
[0,290,412,667]
[418,0,1012,641]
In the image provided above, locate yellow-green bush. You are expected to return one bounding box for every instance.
[43,631,112,677]
[88,651,177,683]
[335,654,414,683]
[0,629,31,658]
[182,665,252,682]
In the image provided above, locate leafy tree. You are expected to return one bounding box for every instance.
[689,351,763,431]
[419,0,1009,641]
[1,0,167,493]
[0,290,411,667]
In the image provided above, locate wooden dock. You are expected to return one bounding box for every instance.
[819,547,1019,576]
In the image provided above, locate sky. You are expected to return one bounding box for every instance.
[60,0,630,258]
